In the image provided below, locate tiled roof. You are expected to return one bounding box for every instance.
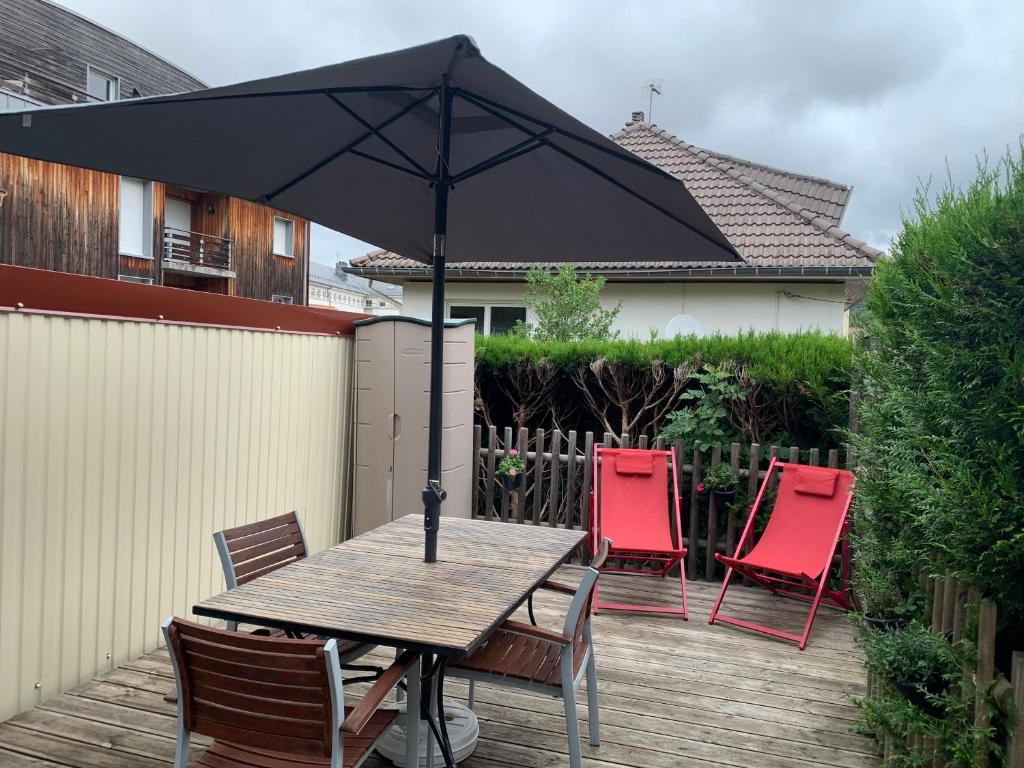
[348,121,883,275]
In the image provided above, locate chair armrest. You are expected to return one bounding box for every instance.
[539,579,576,595]
[502,619,572,646]
[341,650,419,735]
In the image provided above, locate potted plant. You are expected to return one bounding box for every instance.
[860,621,954,718]
[700,463,738,503]
[853,567,913,631]
[498,448,525,491]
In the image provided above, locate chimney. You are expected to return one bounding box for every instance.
[629,110,645,125]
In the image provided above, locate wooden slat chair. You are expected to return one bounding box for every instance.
[448,538,610,768]
[213,511,373,666]
[162,617,418,768]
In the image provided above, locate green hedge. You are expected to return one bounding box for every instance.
[475,330,853,449]
[851,147,1024,765]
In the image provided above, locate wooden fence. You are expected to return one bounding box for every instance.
[866,577,1023,766]
[471,424,848,582]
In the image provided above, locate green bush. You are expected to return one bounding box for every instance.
[852,145,1024,766]
[851,147,1024,624]
[475,330,853,449]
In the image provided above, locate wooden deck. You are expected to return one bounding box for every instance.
[0,570,879,768]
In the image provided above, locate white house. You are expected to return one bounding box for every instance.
[308,261,402,315]
[345,113,882,337]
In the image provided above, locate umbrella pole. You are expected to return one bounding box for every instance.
[423,76,453,564]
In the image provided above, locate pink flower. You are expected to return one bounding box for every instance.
[509,449,519,456]
[509,468,518,477]
[697,483,705,493]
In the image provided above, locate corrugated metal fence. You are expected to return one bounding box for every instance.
[0,310,354,721]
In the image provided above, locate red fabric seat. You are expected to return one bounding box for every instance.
[590,447,688,618]
[709,460,854,649]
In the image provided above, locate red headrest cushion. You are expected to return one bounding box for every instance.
[614,453,654,476]
[792,467,839,497]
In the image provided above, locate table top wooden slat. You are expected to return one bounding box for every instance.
[193,515,587,657]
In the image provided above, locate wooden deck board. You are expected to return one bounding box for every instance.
[0,571,878,768]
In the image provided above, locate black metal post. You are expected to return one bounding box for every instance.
[423,75,453,564]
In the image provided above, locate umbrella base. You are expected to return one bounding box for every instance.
[376,700,479,767]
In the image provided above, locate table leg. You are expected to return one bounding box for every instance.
[405,654,421,768]
[418,654,455,768]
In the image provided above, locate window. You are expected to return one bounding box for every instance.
[273,217,294,257]
[86,67,119,101]
[117,275,153,285]
[118,177,153,258]
[449,304,525,335]
[272,294,294,304]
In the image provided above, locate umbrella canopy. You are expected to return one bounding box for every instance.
[0,35,736,264]
[0,35,741,566]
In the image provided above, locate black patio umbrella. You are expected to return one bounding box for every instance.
[0,35,740,564]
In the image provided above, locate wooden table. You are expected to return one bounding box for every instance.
[193,514,587,767]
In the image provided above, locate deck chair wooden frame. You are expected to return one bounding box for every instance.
[708,458,854,650]
[590,447,688,618]
[162,617,419,768]
[448,538,610,768]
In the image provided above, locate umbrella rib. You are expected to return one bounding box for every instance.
[454,87,689,186]
[263,88,439,202]
[449,130,552,185]
[456,91,739,259]
[327,93,433,180]
[349,148,433,182]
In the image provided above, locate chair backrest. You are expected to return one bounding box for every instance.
[756,461,854,566]
[162,617,344,768]
[214,511,309,590]
[593,447,682,550]
[564,538,610,647]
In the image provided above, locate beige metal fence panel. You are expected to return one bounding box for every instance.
[0,311,353,721]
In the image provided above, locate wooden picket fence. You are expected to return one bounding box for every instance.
[471,424,848,581]
[866,577,1023,766]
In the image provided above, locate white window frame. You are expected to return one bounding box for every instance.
[271,294,294,304]
[272,217,295,258]
[117,275,153,285]
[86,65,119,102]
[118,177,154,259]
[447,303,526,335]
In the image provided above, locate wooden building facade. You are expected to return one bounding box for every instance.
[0,0,310,304]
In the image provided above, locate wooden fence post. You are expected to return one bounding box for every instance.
[485,425,497,520]
[565,430,578,529]
[1009,651,1023,768]
[974,599,998,767]
[515,427,528,523]
[499,426,513,522]
[472,424,481,516]
[705,443,723,580]
[687,442,702,581]
[724,442,741,556]
[532,428,545,525]
[580,432,594,541]
[548,430,562,527]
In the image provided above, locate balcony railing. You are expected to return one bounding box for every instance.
[162,227,232,271]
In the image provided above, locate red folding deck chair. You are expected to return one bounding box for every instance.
[708,458,854,649]
[590,446,688,618]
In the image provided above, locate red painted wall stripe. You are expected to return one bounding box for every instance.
[0,265,369,335]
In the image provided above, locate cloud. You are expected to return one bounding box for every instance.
[64,0,1024,259]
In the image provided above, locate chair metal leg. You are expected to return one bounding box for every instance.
[467,679,476,710]
[562,655,582,768]
[585,652,599,747]
[395,647,406,703]
[405,655,421,768]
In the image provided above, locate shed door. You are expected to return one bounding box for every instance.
[352,322,397,536]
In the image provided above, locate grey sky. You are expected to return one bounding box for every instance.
[62,0,1024,266]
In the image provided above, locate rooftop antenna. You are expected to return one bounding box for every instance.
[641,78,664,123]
